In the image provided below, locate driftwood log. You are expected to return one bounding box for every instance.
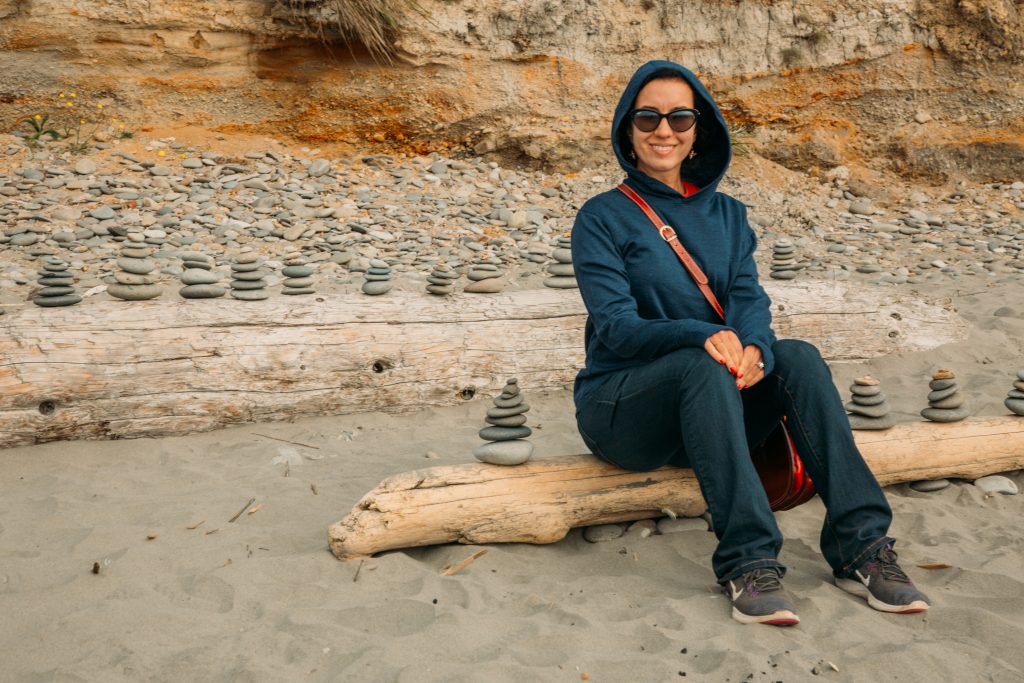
[328,417,1024,560]
[0,282,964,449]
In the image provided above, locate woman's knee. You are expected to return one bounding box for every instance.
[773,339,827,373]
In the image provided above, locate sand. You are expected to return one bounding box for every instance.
[3,277,1024,682]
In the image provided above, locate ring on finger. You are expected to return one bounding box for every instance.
[756,361,765,370]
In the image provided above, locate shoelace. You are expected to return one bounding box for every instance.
[874,546,911,583]
[747,568,784,593]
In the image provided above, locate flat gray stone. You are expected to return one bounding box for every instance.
[231,261,262,272]
[114,272,156,285]
[543,276,578,289]
[107,283,162,300]
[281,287,315,295]
[179,284,226,299]
[479,425,532,441]
[493,394,524,409]
[909,479,950,493]
[582,524,625,543]
[308,159,331,177]
[850,393,886,406]
[361,280,393,295]
[230,289,269,301]
[32,294,81,307]
[850,384,882,397]
[116,257,156,275]
[473,439,533,466]
[927,385,959,402]
[929,378,957,390]
[973,475,1018,495]
[486,403,530,418]
[484,414,528,427]
[36,286,75,297]
[929,393,965,410]
[845,400,891,418]
[283,276,314,288]
[282,265,314,278]
[848,414,896,430]
[547,262,575,276]
[426,285,453,295]
[181,269,220,285]
[464,278,505,293]
[74,159,96,175]
[232,270,267,281]
[1005,398,1024,416]
[229,279,267,290]
[921,406,969,422]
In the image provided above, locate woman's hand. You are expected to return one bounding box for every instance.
[703,330,744,377]
[735,345,765,390]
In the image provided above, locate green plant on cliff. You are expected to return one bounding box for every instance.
[17,114,62,149]
[282,0,425,61]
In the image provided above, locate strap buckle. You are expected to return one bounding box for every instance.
[659,225,677,242]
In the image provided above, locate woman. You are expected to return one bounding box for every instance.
[571,61,930,626]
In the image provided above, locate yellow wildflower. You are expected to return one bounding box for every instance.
[66,102,73,107]
[97,103,103,109]
[34,114,41,120]
[158,150,166,157]
[70,93,76,98]
[58,93,65,99]
[118,124,125,130]
[79,119,85,124]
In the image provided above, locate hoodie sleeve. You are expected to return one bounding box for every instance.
[572,206,729,361]
[726,216,777,374]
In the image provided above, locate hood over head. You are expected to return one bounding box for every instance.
[612,60,731,198]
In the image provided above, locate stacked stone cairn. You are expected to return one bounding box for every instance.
[473,378,534,465]
[281,250,316,295]
[426,263,458,296]
[108,232,162,301]
[921,369,968,422]
[229,250,269,301]
[845,375,895,430]
[1004,369,1024,416]
[178,253,226,299]
[463,254,504,293]
[543,234,578,289]
[769,237,800,280]
[361,258,393,295]
[32,256,81,307]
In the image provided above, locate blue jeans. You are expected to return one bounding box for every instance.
[576,339,893,584]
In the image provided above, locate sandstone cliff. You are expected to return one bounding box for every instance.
[1,0,1022,181]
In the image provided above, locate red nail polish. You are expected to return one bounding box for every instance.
[737,373,744,379]
[729,367,736,374]
[719,359,725,364]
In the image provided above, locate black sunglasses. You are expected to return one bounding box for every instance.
[629,108,700,133]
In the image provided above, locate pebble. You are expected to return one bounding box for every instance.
[74,159,96,175]
[973,475,1019,495]
[909,479,951,493]
[473,378,534,465]
[921,369,968,422]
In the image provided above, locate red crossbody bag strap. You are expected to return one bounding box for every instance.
[616,183,726,321]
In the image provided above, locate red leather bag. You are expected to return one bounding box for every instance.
[617,183,816,511]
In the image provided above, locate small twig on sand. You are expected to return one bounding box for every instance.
[253,432,320,450]
[441,549,489,576]
[352,559,364,583]
[186,520,205,530]
[310,483,319,495]
[229,498,256,523]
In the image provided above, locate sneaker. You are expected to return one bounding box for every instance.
[724,567,800,626]
[836,544,931,614]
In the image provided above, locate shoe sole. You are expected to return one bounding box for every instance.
[731,606,800,626]
[835,578,930,613]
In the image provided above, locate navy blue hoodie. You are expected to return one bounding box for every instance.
[572,60,775,410]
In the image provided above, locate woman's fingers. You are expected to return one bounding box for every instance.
[737,345,765,389]
[705,330,744,375]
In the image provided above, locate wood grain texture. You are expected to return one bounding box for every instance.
[327,417,1024,560]
[0,282,964,448]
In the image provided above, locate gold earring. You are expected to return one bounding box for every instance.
[688,149,697,160]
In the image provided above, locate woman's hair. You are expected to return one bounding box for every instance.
[620,67,715,174]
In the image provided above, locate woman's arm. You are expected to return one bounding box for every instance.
[726,219,777,375]
[572,207,729,361]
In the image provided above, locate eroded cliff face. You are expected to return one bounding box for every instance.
[1,0,1022,182]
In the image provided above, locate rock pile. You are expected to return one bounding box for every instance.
[1005,369,1024,416]
[361,258,393,295]
[108,232,162,301]
[281,250,315,296]
[464,254,505,294]
[921,369,968,422]
[473,378,533,465]
[32,256,81,307]
[229,251,269,301]
[543,234,577,289]
[769,237,800,280]
[425,263,458,296]
[178,253,226,299]
[845,375,895,430]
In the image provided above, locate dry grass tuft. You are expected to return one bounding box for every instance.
[282,0,424,62]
